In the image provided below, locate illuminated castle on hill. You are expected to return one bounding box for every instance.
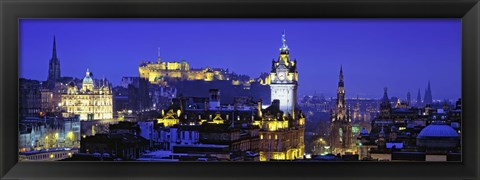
[138,48,251,85]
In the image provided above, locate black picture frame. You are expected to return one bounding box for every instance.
[1,0,479,179]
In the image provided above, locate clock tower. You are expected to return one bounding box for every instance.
[269,31,298,116]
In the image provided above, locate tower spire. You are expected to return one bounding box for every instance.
[339,65,344,82]
[424,80,433,105]
[157,47,161,64]
[407,91,411,105]
[416,88,422,107]
[52,35,57,59]
[279,31,289,53]
[47,35,61,87]
[382,87,389,102]
[427,80,432,95]
[336,65,346,121]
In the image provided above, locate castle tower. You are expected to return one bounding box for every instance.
[47,36,61,88]
[270,31,298,116]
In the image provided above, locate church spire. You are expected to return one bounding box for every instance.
[424,80,433,105]
[52,36,57,59]
[47,35,61,88]
[382,87,390,102]
[416,88,422,107]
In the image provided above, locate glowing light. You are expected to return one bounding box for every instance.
[177,110,181,117]
[67,131,74,140]
[305,154,312,159]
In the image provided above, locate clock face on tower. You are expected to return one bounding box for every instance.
[278,71,286,81]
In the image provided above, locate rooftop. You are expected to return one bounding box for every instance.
[417,124,459,138]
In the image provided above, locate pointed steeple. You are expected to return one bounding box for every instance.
[382,87,389,102]
[157,47,161,64]
[47,35,61,87]
[339,65,344,82]
[279,30,289,54]
[407,91,411,105]
[336,65,346,121]
[427,80,431,91]
[424,80,433,105]
[416,88,422,107]
[52,36,57,59]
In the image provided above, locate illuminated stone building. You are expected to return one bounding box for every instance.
[257,32,304,161]
[268,32,298,117]
[61,69,113,120]
[138,48,231,85]
[256,100,305,161]
[330,66,353,154]
[153,32,305,161]
[19,115,81,153]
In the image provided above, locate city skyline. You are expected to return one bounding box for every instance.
[20,19,461,100]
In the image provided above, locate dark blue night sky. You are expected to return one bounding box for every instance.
[20,19,461,100]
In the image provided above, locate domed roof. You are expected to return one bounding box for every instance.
[83,68,94,84]
[417,124,459,138]
[360,128,369,135]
